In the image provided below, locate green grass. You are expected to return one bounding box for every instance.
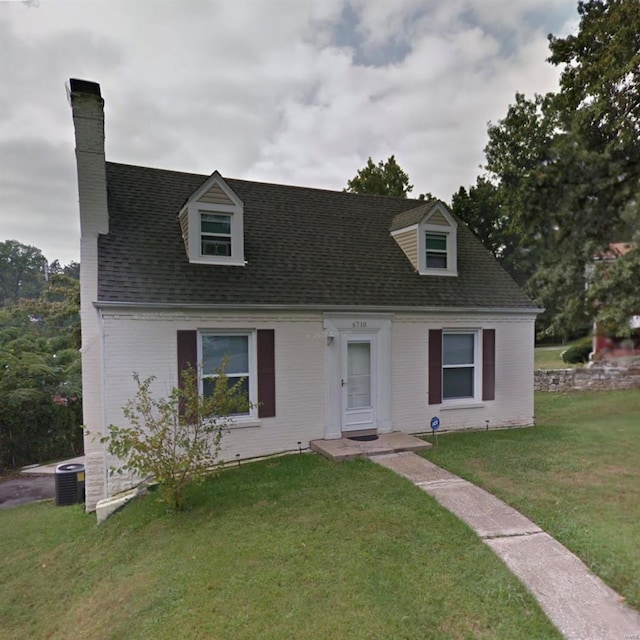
[534,337,591,369]
[534,345,568,369]
[0,455,560,640]
[424,390,640,610]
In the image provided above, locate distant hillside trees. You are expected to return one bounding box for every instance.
[0,241,81,470]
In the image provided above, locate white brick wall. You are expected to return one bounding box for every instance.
[71,88,110,510]
[100,310,327,497]
[96,308,536,499]
[392,313,535,434]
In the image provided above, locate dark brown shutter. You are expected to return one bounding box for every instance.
[177,330,197,416]
[257,329,276,418]
[428,329,442,405]
[482,329,496,401]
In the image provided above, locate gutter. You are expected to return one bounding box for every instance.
[93,300,544,316]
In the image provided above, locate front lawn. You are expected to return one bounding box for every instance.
[533,345,567,369]
[424,390,640,610]
[0,455,560,640]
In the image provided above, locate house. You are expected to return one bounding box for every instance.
[591,243,640,358]
[69,79,541,511]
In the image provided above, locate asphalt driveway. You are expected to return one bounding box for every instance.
[0,475,55,509]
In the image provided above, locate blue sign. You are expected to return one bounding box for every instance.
[430,416,441,431]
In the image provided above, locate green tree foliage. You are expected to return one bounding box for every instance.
[0,240,48,306]
[587,247,640,337]
[0,274,82,469]
[346,155,413,197]
[475,0,640,340]
[450,177,535,286]
[104,365,250,511]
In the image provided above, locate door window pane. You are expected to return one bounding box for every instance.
[348,342,371,409]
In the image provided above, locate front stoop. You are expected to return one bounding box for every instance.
[310,432,431,461]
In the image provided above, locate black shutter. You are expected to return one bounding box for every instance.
[257,329,276,418]
[482,329,496,401]
[177,330,197,416]
[428,329,442,405]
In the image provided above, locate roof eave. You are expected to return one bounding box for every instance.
[94,300,543,315]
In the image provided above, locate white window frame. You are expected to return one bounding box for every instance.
[182,173,245,266]
[198,330,257,420]
[442,330,481,403]
[425,231,448,269]
[200,211,232,258]
[417,204,458,276]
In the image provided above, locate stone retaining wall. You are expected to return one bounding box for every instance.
[534,366,640,392]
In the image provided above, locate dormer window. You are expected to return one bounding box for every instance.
[390,201,458,277]
[425,232,448,269]
[178,171,245,266]
[201,212,232,256]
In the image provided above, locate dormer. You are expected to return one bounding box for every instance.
[390,201,458,276]
[178,171,245,266]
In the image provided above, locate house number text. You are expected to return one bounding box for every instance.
[352,321,367,329]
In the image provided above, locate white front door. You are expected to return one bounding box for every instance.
[341,334,376,432]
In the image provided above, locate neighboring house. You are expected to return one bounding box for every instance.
[591,243,640,358]
[69,79,541,511]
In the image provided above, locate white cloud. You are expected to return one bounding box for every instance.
[0,0,577,264]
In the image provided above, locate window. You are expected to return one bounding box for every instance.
[417,204,458,276]
[428,329,495,405]
[178,329,276,419]
[201,212,231,257]
[442,332,476,400]
[425,232,448,269]
[179,172,245,266]
[200,333,253,415]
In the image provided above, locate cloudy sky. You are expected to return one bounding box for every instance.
[1,0,578,265]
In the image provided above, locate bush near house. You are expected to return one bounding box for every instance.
[561,337,592,364]
[103,365,249,510]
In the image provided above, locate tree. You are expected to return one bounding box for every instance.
[0,240,47,307]
[345,155,413,197]
[477,0,640,340]
[450,177,531,283]
[0,273,82,469]
[104,365,250,511]
[586,238,640,337]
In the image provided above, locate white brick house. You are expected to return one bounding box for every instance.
[69,79,541,511]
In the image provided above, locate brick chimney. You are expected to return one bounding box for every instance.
[69,78,109,236]
[68,78,108,511]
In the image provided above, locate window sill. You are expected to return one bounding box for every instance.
[440,401,484,411]
[228,418,261,429]
[418,269,458,277]
[189,256,246,266]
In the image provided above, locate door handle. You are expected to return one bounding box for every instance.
[341,379,346,387]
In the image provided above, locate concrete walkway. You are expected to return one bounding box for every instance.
[373,451,640,640]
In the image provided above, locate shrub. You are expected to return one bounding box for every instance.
[561,339,592,364]
[103,364,249,510]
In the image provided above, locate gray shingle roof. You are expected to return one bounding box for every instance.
[98,162,537,310]
[389,201,437,231]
